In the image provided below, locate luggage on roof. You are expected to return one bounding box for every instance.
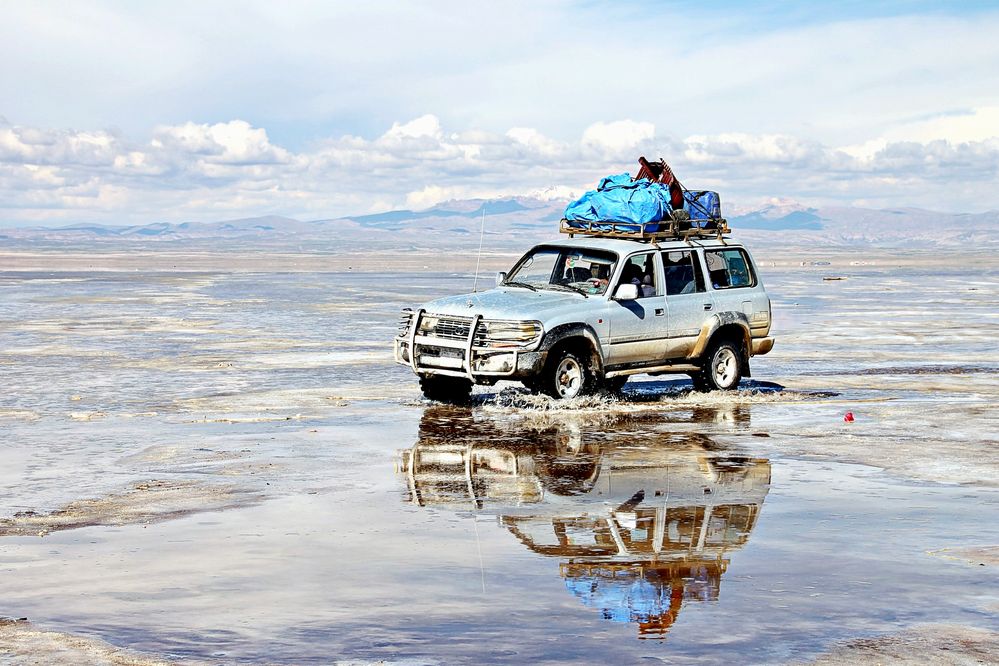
[683,190,721,222]
[561,157,729,241]
[563,173,672,227]
[636,156,685,210]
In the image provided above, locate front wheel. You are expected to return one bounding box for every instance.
[419,375,473,404]
[543,349,595,400]
[692,340,743,392]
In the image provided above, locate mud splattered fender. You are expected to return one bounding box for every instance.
[537,323,605,374]
[687,312,752,368]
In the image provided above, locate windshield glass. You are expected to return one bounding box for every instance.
[506,247,617,295]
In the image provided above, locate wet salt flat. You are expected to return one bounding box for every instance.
[1,256,998,664]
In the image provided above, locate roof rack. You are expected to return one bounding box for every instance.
[559,216,731,242]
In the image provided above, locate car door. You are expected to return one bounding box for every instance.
[661,248,713,358]
[703,245,760,307]
[603,251,668,365]
[703,246,770,339]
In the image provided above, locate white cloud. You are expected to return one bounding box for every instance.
[2,112,999,226]
[843,106,999,159]
[2,3,998,156]
[0,126,120,166]
[896,107,999,144]
[152,121,290,165]
[506,127,563,157]
[405,185,463,209]
[382,115,443,141]
[582,121,656,155]
[683,133,825,166]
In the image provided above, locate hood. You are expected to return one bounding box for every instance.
[420,287,583,320]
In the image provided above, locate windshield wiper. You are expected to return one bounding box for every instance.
[503,280,538,292]
[546,283,589,298]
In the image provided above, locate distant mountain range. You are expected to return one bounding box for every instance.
[1,197,995,249]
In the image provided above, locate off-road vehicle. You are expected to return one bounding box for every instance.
[394,222,773,402]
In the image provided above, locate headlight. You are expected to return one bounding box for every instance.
[478,320,543,348]
[397,308,414,336]
[417,315,439,334]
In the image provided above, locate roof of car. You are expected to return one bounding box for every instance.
[535,235,742,255]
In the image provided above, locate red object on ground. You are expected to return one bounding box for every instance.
[844,412,855,422]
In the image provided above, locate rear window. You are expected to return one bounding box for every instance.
[704,248,756,289]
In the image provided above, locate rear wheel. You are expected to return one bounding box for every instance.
[543,348,595,400]
[419,375,473,404]
[693,339,743,392]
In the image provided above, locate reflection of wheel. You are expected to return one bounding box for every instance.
[419,375,473,404]
[537,434,601,495]
[537,454,601,495]
[543,348,594,399]
[693,339,742,391]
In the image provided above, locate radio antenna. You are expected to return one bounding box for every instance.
[471,203,487,292]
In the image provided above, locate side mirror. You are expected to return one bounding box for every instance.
[495,271,507,286]
[614,283,639,300]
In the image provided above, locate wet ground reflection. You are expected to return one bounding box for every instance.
[399,406,769,639]
[2,263,997,663]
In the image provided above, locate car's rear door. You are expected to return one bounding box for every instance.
[661,248,713,358]
[603,251,668,365]
[703,246,770,334]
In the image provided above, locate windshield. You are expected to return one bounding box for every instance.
[506,247,618,295]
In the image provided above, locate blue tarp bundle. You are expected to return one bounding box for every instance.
[683,190,721,221]
[564,173,672,225]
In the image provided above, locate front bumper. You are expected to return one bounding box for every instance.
[394,310,546,382]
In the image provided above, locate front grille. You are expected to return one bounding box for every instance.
[428,315,472,340]
[398,309,414,336]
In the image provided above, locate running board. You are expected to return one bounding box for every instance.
[605,363,700,378]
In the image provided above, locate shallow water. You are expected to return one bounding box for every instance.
[1,259,997,664]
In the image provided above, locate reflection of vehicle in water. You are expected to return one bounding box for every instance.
[397,407,770,639]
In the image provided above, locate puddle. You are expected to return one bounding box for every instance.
[815,364,997,376]
[0,480,263,537]
[0,618,189,666]
[477,381,839,414]
[801,624,999,664]
[399,406,772,639]
[928,546,999,567]
[1,261,997,663]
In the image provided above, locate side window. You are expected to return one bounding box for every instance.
[704,249,756,289]
[620,253,658,297]
[661,250,705,295]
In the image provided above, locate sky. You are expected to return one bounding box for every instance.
[1,0,998,227]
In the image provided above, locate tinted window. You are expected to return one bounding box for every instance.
[705,249,756,289]
[661,250,705,295]
[620,253,658,297]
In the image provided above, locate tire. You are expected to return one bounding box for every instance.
[693,339,743,392]
[419,375,473,404]
[602,375,628,393]
[522,377,544,394]
[543,348,595,400]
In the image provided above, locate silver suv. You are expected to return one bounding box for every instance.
[394,235,774,402]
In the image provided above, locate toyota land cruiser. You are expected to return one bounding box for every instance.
[394,232,774,402]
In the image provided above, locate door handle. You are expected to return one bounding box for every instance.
[655,308,665,316]
[703,303,713,310]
